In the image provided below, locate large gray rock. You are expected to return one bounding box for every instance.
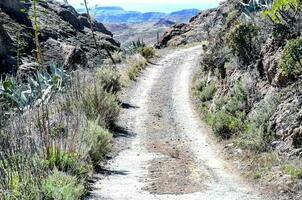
[0,0,120,75]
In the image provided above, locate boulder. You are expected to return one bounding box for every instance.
[42,38,88,70]
[0,0,119,76]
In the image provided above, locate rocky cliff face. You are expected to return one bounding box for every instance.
[0,0,120,75]
[160,1,236,47]
[162,0,302,158]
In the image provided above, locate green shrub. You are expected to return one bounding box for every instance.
[209,81,247,139]
[236,95,279,151]
[96,67,122,94]
[280,37,302,77]
[138,47,156,59]
[80,84,119,127]
[41,169,85,200]
[197,82,217,102]
[45,147,78,173]
[82,121,112,166]
[212,111,244,139]
[282,164,302,179]
[227,23,259,64]
[0,156,42,200]
[126,55,148,81]
[263,0,302,24]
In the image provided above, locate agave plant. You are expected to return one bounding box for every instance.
[241,0,273,16]
[0,65,69,111]
[125,39,147,54]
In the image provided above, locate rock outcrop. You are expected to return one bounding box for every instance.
[161,0,302,155]
[159,1,233,47]
[0,0,120,75]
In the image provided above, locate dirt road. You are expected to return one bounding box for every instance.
[89,46,264,200]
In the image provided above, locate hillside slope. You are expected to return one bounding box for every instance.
[0,0,120,75]
[161,0,302,198]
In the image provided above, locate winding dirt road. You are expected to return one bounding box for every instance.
[89,46,264,200]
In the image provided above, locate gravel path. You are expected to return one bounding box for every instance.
[89,46,264,200]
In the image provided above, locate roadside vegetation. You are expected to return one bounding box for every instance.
[0,1,157,199]
[122,40,156,83]
[193,0,302,191]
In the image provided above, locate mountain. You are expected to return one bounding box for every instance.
[89,6,199,24]
[0,0,119,75]
[164,9,200,23]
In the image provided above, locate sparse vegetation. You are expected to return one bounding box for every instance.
[280,37,302,77]
[0,66,120,199]
[227,23,259,65]
[236,94,280,151]
[196,82,217,102]
[41,169,85,200]
[125,54,148,81]
[82,121,112,166]
[283,164,302,179]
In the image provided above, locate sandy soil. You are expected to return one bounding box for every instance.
[88,46,268,200]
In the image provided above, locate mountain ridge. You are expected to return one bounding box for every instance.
[83,6,200,24]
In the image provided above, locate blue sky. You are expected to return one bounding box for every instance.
[63,0,224,13]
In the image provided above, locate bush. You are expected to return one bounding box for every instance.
[0,160,42,200]
[280,37,302,77]
[282,164,302,179]
[138,47,156,59]
[263,0,302,24]
[236,95,280,151]
[197,82,216,102]
[209,81,248,139]
[212,111,244,139]
[82,121,112,166]
[96,67,122,94]
[80,82,119,127]
[41,169,85,200]
[45,147,78,173]
[126,54,148,81]
[227,23,259,65]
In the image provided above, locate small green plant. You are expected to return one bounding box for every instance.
[197,82,217,102]
[138,47,156,60]
[131,40,146,51]
[45,147,78,173]
[236,94,279,151]
[96,67,122,94]
[263,0,302,24]
[0,155,43,200]
[212,110,244,139]
[210,81,248,139]
[227,23,259,65]
[126,55,148,81]
[82,121,112,166]
[80,85,119,127]
[41,169,85,200]
[282,164,302,179]
[0,65,68,111]
[280,37,302,77]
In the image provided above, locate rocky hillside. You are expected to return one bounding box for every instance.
[162,0,302,198]
[88,6,200,24]
[0,0,120,76]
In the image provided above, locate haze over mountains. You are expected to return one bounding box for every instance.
[81,6,200,24]
[77,6,200,46]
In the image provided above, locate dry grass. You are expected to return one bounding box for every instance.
[0,67,121,199]
[122,54,148,84]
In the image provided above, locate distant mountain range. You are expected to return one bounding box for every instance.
[80,6,200,24]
